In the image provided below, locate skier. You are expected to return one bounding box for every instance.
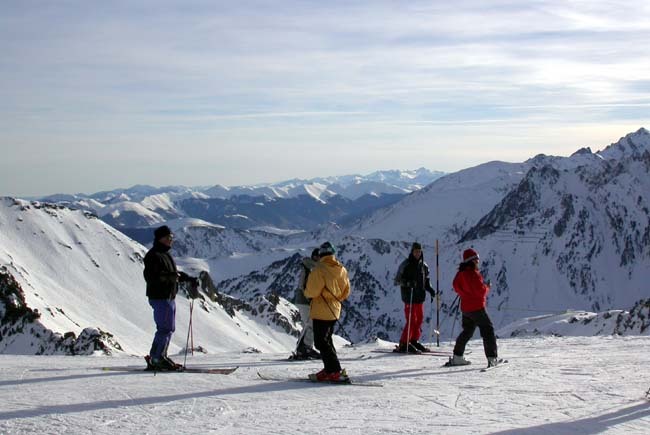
[290,248,321,360]
[143,225,198,371]
[447,248,499,367]
[394,242,436,353]
[304,241,351,382]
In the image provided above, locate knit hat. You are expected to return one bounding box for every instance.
[311,248,320,260]
[462,248,479,262]
[411,242,422,251]
[319,241,336,256]
[154,225,173,241]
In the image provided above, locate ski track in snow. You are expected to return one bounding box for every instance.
[0,336,649,434]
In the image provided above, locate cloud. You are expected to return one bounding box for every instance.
[1,1,649,195]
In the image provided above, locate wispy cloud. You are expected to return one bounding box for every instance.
[1,1,649,195]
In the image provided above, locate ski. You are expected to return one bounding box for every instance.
[372,349,453,357]
[256,371,383,387]
[102,366,238,375]
[480,359,509,372]
[263,354,369,363]
[442,362,470,368]
[441,358,508,371]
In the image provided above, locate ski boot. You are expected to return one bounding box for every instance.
[444,354,471,367]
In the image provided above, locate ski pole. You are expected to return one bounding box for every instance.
[427,294,438,346]
[435,239,440,347]
[406,285,414,352]
[183,299,194,369]
[294,321,308,354]
[190,301,194,356]
[449,295,460,345]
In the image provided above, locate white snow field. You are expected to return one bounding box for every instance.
[1,335,649,434]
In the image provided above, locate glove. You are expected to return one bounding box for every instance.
[178,271,190,281]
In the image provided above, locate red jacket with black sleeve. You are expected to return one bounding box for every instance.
[452,268,490,313]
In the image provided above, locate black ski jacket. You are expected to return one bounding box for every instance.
[394,254,435,304]
[143,241,191,300]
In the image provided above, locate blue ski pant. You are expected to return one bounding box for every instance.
[149,298,176,360]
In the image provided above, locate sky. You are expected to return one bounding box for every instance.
[1,0,649,197]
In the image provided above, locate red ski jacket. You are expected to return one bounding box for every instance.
[452,269,490,313]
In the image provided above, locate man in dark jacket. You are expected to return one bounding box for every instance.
[143,225,197,370]
[394,242,435,353]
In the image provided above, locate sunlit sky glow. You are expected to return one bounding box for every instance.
[1,1,649,196]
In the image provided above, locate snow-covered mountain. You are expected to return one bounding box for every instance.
[458,128,650,326]
[203,168,444,201]
[497,299,650,337]
[0,198,299,355]
[39,168,444,230]
[213,128,650,343]
[348,161,530,243]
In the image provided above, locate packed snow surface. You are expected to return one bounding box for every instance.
[1,336,649,434]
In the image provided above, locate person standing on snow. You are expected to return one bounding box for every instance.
[394,242,436,353]
[290,248,321,360]
[447,248,499,367]
[304,241,351,382]
[143,225,198,371]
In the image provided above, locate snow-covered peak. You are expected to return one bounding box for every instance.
[349,160,528,243]
[597,127,650,161]
[140,193,178,213]
[96,201,166,227]
[164,217,226,233]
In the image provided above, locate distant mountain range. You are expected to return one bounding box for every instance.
[39,168,445,232]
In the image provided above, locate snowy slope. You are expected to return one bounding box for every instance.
[0,336,649,434]
[349,161,529,243]
[0,198,298,355]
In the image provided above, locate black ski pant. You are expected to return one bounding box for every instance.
[312,319,341,373]
[453,308,498,358]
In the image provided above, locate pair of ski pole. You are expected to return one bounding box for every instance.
[183,299,195,368]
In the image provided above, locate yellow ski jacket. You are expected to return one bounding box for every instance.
[304,255,351,320]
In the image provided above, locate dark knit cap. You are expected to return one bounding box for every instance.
[154,225,172,241]
[319,241,336,256]
[311,248,320,260]
[411,242,422,251]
